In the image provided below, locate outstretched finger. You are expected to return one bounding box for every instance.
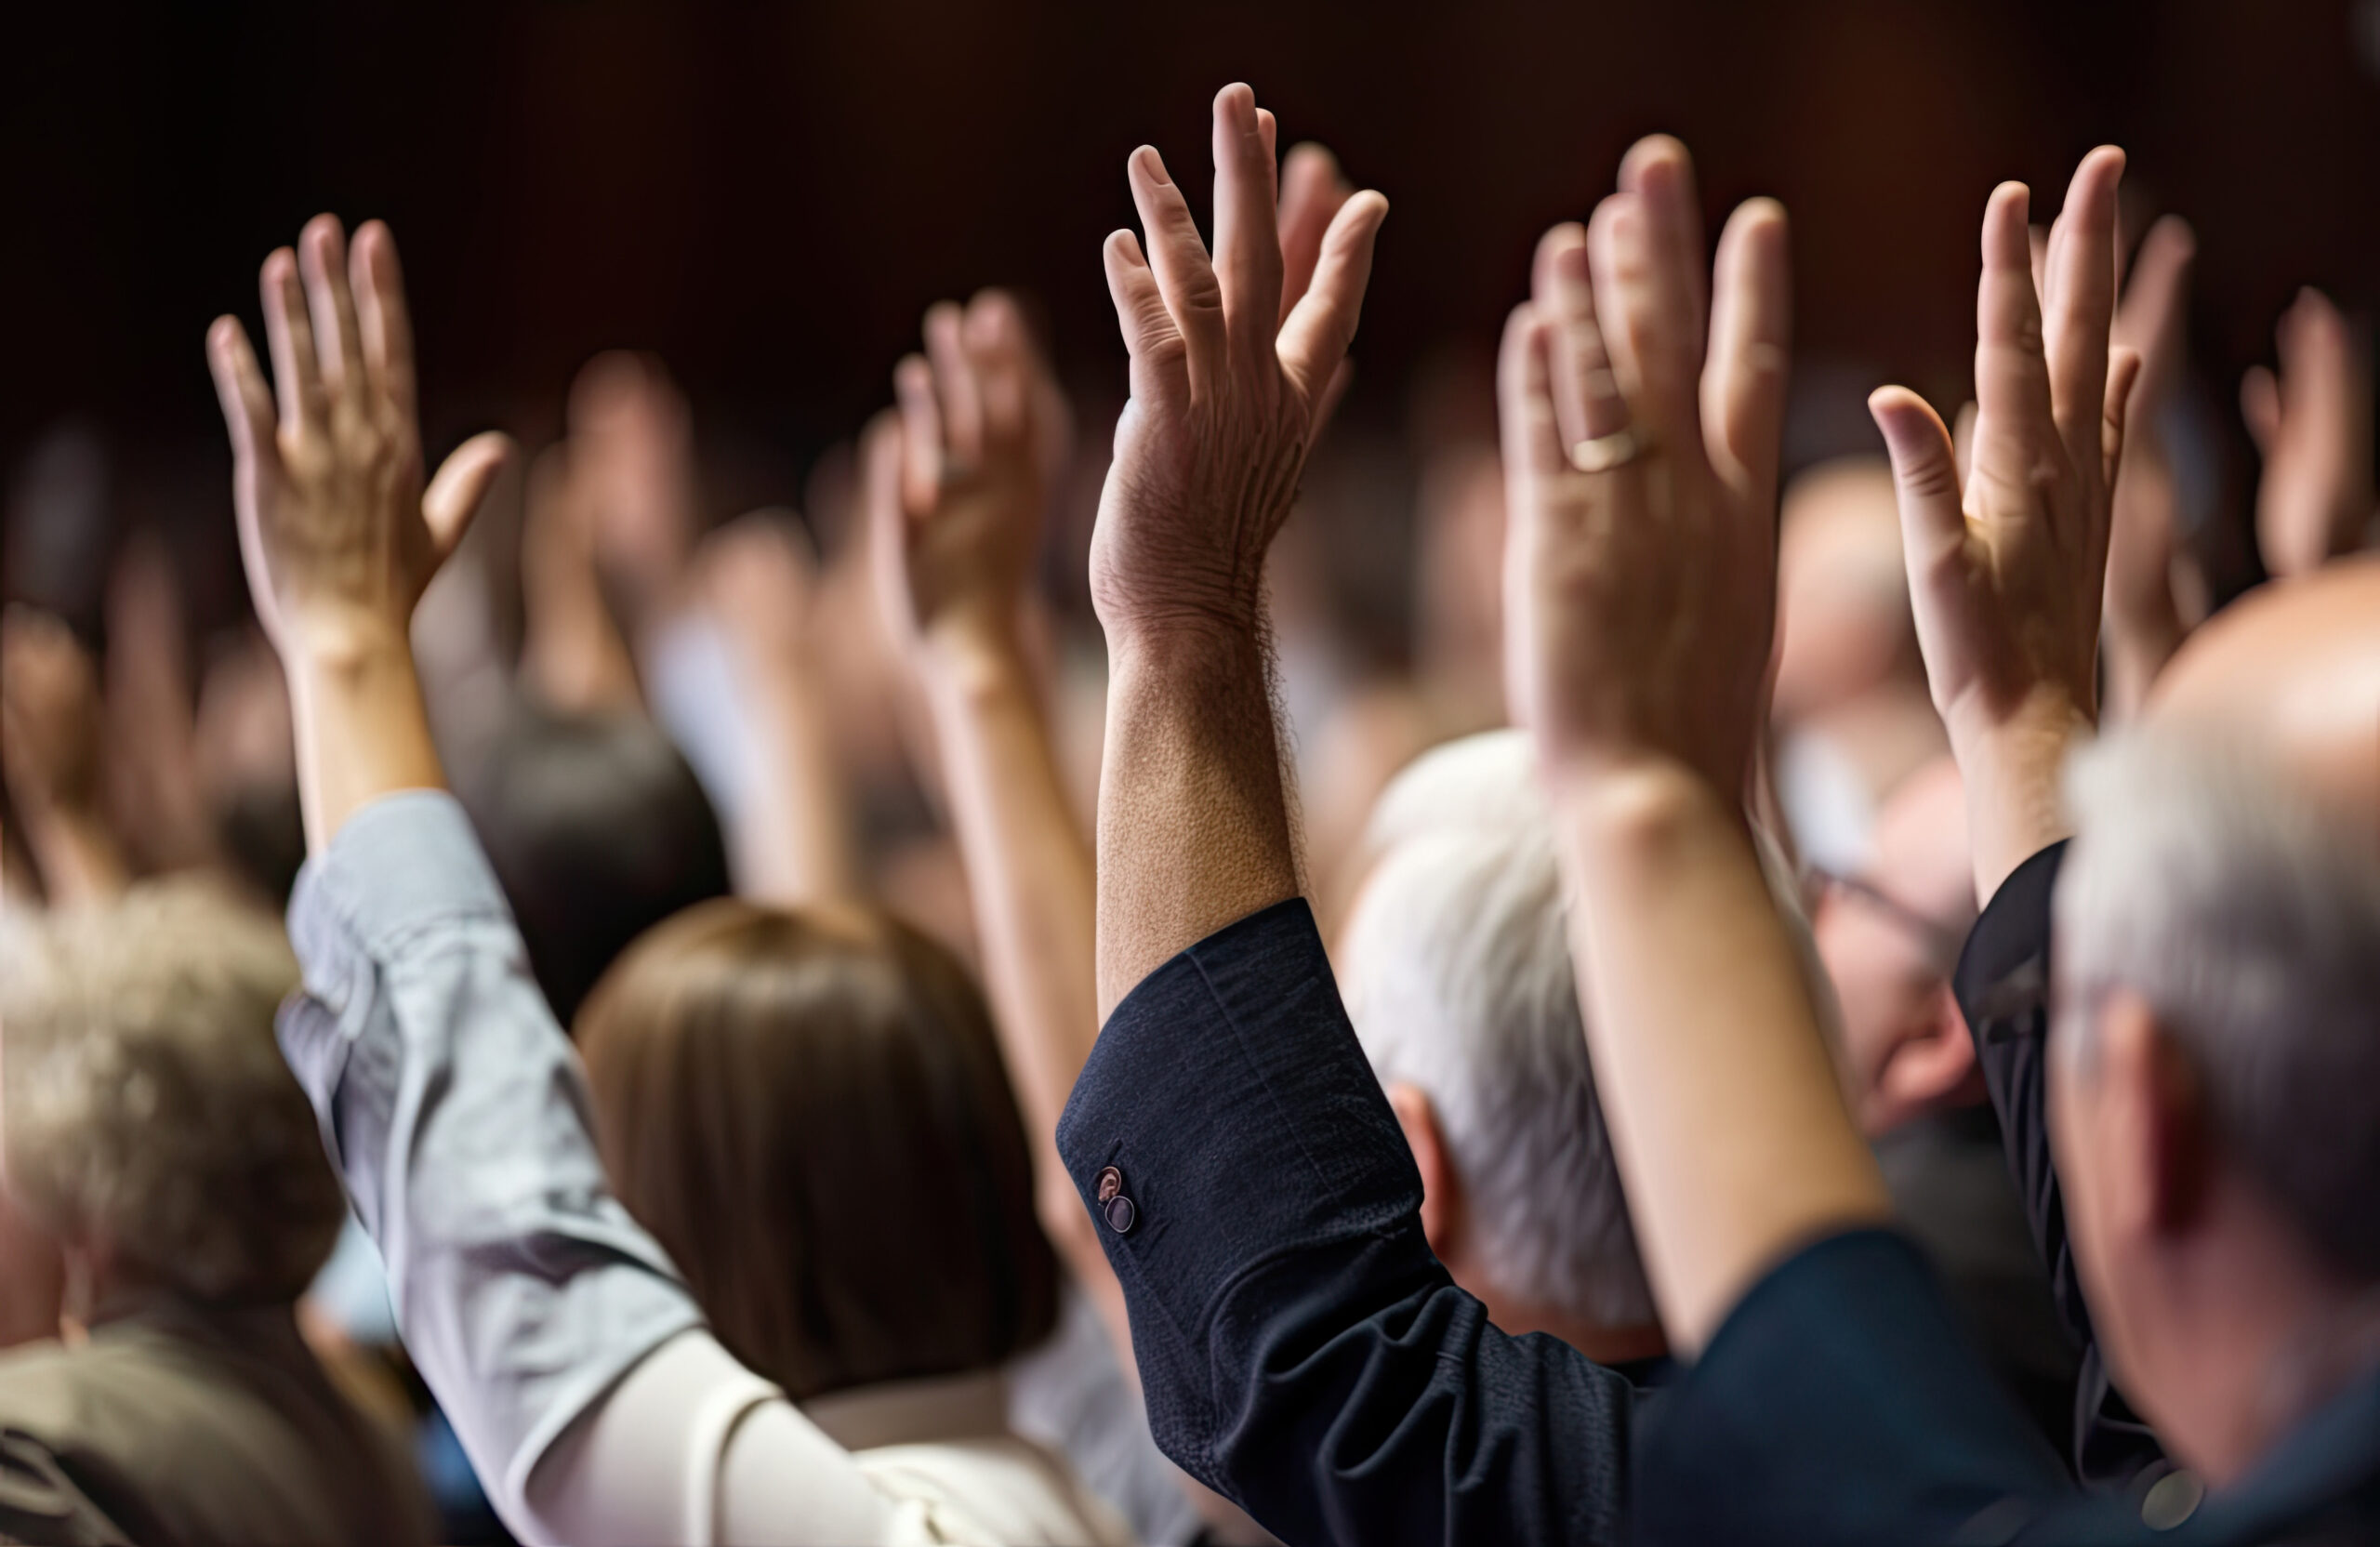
[1276,189,1389,412]
[893,354,945,516]
[2113,216,2193,403]
[966,292,1032,446]
[422,431,514,563]
[1971,182,2056,491]
[1127,145,1226,395]
[1870,387,1966,575]
[206,317,277,469]
[2101,347,2143,499]
[259,247,327,437]
[351,220,418,418]
[1104,228,1187,413]
[1278,142,1351,327]
[1497,301,1568,483]
[2043,148,2125,492]
[1702,198,1792,511]
[1211,85,1286,379]
[924,301,984,465]
[298,216,368,411]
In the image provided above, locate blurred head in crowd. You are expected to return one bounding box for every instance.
[2047,564,2380,1480]
[457,703,732,1025]
[1335,731,1662,1360]
[575,898,1058,1401]
[1813,756,1982,1137]
[1772,456,1917,725]
[1,879,344,1313]
[1770,456,1948,873]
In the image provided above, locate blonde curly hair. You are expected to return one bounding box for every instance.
[2,879,342,1302]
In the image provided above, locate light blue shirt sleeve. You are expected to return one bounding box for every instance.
[277,790,705,1533]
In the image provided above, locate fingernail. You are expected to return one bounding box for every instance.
[1134,146,1170,186]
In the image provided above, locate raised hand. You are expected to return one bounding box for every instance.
[205,218,511,847]
[876,290,1068,657]
[1089,84,1389,646]
[2101,216,2196,717]
[1498,137,1791,798]
[205,218,509,661]
[1869,150,2139,898]
[2244,288,2376,579]
[568,350,703,628]
[1506,139,1895,1351]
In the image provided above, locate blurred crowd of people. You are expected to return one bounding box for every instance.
[1,76,2376,1547]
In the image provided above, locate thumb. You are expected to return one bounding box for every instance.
[423,431,516,562]
[1869,387,1965,566]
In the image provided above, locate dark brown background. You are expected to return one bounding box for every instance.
[7,0,2377,616]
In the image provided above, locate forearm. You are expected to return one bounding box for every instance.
[734,647,859,906]
[19,803,127,906]
[1094,626,1299,1019]
[920,632,1097,1182]
[1949,692,2092,903]
[283,626,449,853]
[1554,760,1890,1353]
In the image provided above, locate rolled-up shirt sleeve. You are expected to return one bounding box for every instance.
[278,791,708,1533]
[1056,899,1642,1546]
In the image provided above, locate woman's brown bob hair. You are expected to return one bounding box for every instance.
[576,899,1058,1401]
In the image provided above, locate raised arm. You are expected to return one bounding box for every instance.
[1870,150,2138,903]
[869,292,1107,1270]
[1090,89,1387,1013]
[1873,152,2177,1488]
[0,608,127,906]
[2244,287,2376,579]
[204,217,1018,1547]
[204,218,509,850]
[1501,138,1891,1351]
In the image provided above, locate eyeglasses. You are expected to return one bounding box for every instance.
[1805,866,1975,980]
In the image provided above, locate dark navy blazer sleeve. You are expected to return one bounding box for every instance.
[1955,841,2168,1491]
[1634,1230,2074,1545]
[1056,899,1642,1547]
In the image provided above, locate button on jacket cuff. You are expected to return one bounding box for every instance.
[1057,899,1646,1546]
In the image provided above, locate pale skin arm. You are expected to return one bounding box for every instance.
[698,510,860,906]
[1871,150,2139,902]
[1091,87,1386,1016]
[1501,139,1888,1352]
[205,215,511,853]
[870,291,1103,1256]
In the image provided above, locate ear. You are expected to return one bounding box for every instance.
[2097,990,2218,1240]
[1873,985,1985,1122]
[1385,1081,1464,1261]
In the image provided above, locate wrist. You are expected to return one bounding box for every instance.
[1945,688,2092,903]
[919,613,1033,694]
[278,607,416,678]
[1545,753,1739,852]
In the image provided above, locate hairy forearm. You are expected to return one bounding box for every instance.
[1095,627,1299,1020]
[284,627,449,854]
[1554,760,1890,1354]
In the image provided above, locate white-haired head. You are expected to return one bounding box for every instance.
[2057,727,2380,1280]
[1338,730,1658,1329]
